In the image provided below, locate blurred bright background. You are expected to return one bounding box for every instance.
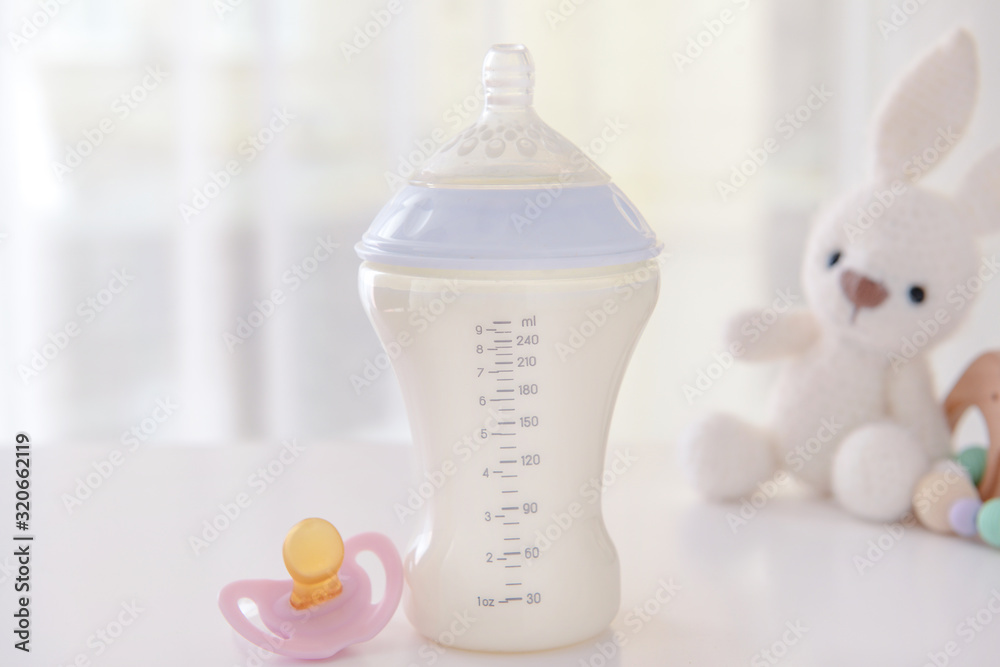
[1,0,999,447]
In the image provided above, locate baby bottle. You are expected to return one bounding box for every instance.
[356,44,662,652]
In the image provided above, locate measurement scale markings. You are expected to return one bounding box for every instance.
[486,321,534,614]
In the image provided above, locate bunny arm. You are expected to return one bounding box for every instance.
[723,308,820,362]
[886,357,951,460]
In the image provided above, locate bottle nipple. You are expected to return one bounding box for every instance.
[282,518,345,610]
[482,44,534,108]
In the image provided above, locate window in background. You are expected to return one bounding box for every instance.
[1,0,998,446]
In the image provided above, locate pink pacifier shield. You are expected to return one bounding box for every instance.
[219,532,403,659]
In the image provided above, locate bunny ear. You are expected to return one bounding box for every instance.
[958,146,1000,235]
[871,29,978,183]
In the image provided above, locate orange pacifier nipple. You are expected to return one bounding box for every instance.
[283,518,345,610]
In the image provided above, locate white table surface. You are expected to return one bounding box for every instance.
[6,440,1000,667]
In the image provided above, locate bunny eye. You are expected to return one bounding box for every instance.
[908,285,926,304]
[827,250,842,268]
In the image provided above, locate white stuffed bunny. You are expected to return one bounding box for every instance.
[681,29,1000,522]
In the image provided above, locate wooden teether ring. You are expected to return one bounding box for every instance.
[945,352,1000,500]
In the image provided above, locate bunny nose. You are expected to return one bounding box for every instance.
[840,270,888,315]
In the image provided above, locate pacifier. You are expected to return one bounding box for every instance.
[218,518,403,660]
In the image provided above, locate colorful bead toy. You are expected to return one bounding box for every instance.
[911,352,1000,547]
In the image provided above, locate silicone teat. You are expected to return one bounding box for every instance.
[410,43,610,187]
[283,518,345,610]
[482,43,534,107]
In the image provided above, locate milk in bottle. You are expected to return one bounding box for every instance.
[356,44,662,652]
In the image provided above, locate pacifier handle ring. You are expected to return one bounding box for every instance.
[218,580,293,656]
[342,532,404,640]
